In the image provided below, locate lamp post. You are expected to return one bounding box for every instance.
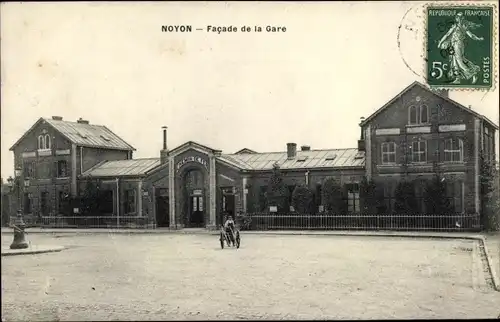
[8,167,29,249]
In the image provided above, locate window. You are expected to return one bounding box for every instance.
[23,161,35,178]
[446,181,464,214]
[483,128,493,161]
[37,161,52,179]
[193,196,198,211]
[124,189,136,214]
[259,185,268,212]
[420,105,429,123]
[38,135,44,150]
[198,196,204,212]
[411,140,427,163]
[444,138,463,162]
[315,184,322,212]
[346,183,360,214]
[381,142,396,164]
[23,193,32,214]
[57,160,68,178]
[58,191,69,215]
[40,191,49,216]
[408,105,429,125]
[37,134,51,150]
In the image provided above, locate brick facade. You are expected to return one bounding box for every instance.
[7,82,498,229]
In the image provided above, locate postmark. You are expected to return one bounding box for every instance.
[425,4,496,90]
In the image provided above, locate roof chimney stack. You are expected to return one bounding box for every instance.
[51,116,63,121]
[301,145,311,151]
[160,126,169,164]
[77,117,89,124]
[287,142,297,159]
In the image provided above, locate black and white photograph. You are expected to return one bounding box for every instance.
[1,1,499,320]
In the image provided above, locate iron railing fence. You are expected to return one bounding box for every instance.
[40,216,154,229]
[247,213,481,232]
[9,214,40,228]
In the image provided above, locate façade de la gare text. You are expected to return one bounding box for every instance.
[161,25,286,33]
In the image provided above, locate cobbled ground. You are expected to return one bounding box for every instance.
[2,233,500,320]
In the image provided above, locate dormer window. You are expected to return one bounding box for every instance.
[409,104,429,125]
[37,134,51,150]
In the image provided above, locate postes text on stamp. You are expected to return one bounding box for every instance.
[426,5,494,90]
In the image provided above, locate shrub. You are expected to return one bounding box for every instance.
[321,177,345,214]
[265,163,289,213]
[291,185,313,214]
[360,176,378,216]
[424,175,453,216]
[394,180,417,215]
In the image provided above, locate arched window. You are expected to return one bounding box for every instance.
[408,106,418,125]
[408,104,430,125]
[420,104,429,123]
[44,134,51,150]
[37,135,45,150]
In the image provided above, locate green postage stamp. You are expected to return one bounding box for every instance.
[426,4,495,90]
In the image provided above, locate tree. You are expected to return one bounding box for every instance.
[360,176,378,216]
[424,175,453,215]
[291,185,313,214]
[480,152,499,231]
[265,163,289,213]
[321,177,345,214]
[80,178,101,216]
[394,180,418,215]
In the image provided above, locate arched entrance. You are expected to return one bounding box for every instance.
[182,168,206,228]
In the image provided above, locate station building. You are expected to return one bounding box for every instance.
[8,81,498,229]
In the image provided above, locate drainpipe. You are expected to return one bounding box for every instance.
[80,147,84,174]
[305,171,310,187]
[116,178,120,227]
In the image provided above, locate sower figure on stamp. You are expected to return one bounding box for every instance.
[437,12,484,85]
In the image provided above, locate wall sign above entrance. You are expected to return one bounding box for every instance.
[176,156,209,172]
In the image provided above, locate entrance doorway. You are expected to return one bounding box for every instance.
[221,188,236,223]
[189,195,204,227]
[156,196,170,227]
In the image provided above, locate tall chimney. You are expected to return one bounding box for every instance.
[287,143,297,159]
[160,126,169,164]
[162,126,167,150]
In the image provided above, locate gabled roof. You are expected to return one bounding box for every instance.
[360,81,499,130]
[80,158,160,178]
[234,148,258,154]
[168,141,222,156]
[218,148,365,171]
[10,117,136,151]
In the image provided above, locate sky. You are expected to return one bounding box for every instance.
[1,1,498,178]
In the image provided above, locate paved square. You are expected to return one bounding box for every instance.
[2,233,500,320]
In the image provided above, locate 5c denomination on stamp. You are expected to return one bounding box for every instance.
[426,5,495,90]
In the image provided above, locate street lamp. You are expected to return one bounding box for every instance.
[9,167,29,249]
